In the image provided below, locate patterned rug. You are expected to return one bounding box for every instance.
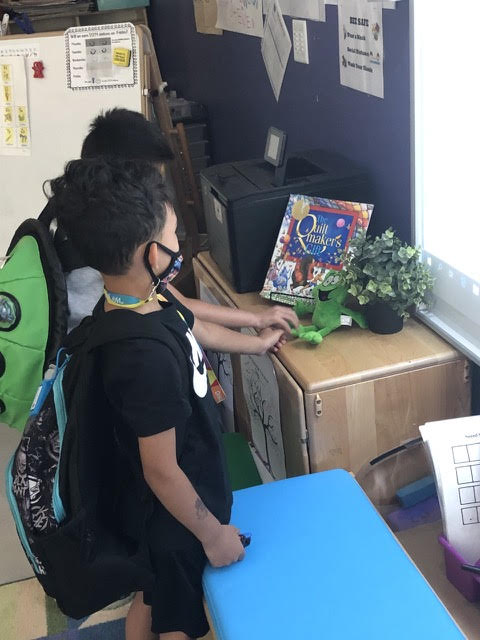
[0,578,131,639]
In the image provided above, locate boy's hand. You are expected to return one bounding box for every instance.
[202,525,246,568]
[270,333,288,353]
[253,305,299,333]
[257,327,286,354]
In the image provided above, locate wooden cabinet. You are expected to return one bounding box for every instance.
[193,252,471,477]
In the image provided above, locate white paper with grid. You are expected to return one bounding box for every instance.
[421,416,480,563]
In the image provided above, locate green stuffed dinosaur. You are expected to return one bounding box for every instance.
[291,271,367,344]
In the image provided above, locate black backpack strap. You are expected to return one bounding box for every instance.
[37,199,56,229]
[8,219,68,371]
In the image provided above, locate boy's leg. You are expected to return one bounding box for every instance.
[126,591,157,640]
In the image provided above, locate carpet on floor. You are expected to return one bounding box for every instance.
[0,578,131,640]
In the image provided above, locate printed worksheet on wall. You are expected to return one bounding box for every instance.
[65,22,138,90]
[216,0,264,37]
[193,0,223,35]
[338,0,384,98]
[261,0,291,101]
[421,416,480,563]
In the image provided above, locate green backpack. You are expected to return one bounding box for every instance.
[0,219,67,430]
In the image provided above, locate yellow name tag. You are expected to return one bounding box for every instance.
[112,48,131,67]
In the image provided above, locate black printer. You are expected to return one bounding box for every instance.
[200,148,373,293]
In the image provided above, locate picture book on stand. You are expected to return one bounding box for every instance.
[261,194,374,305]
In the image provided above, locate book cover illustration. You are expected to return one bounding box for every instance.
[261,194,373,304]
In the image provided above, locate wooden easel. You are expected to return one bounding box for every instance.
[138,26,204,295]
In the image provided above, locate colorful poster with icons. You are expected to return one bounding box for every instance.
[261,194,374,304]
[65,22,138,90]
[0,56,31,156]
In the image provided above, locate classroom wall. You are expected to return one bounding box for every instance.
[148,0,411,240]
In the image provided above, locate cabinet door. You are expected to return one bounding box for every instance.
[305,359,471,474]
[193,257,309,479]
[239,341,285,480]
[272,357,310,478]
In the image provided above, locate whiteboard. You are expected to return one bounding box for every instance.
[0,27,144,252]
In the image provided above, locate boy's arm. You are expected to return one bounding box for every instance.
[139,428,245,567]
[192,317,285,354]
[168,283,298,333]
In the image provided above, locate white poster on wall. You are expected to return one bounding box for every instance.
[261,0,292,101]
[338,0,384,98]
[216,0,264,37]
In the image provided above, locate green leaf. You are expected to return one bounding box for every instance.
[362,264,376,277]
[379,282,393,295]
[406,246,416,259]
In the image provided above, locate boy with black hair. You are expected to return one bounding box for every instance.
[80,107,175,163]
[51,157,283,640]
[38,108,173,232]
[41,108,298,339]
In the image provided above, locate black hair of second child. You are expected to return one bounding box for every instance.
[80,108,174,163]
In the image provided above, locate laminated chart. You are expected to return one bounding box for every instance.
[0,56,31,156]
[65,22,138,90]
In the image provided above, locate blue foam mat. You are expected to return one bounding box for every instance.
[204,470,462,640]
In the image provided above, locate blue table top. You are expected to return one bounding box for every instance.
[203,470,463,640]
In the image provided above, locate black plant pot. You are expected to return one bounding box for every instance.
[366,302,403,335]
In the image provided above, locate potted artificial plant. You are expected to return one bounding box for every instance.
[340,228,434,334]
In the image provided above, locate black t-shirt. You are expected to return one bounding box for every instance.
[100,290,232,551]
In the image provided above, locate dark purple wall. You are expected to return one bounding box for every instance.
[148,1,411,239]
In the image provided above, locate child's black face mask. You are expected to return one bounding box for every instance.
[144,241,183,292]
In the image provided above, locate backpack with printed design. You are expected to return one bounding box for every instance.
[0,218,68,430]
[5,306,190,619]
